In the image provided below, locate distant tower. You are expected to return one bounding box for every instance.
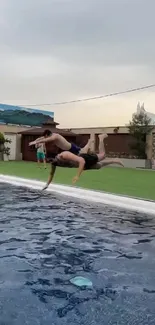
[136,102,145,115]
[137,102,141,114]
[141,102,145,113]
[134,102,155,124]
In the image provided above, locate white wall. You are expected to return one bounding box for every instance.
[15,134,22,160]
[108,158,146,169]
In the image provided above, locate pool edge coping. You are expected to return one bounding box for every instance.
[0,174,155,216]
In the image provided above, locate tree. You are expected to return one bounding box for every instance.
[0,132,5,143]
[128,112,154,159]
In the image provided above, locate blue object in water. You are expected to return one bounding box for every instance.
[70,276,93,287]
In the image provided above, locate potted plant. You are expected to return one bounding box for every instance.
[3,146,11,161]
[0,133,11,161]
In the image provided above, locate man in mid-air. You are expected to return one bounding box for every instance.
[42,134,124,190]
[29,129,91,155]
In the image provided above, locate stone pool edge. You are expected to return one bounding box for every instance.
[0,174,155,216]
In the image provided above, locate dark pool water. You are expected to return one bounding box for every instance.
[0,183,155,325]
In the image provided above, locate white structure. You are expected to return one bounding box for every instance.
[135,102,155,124]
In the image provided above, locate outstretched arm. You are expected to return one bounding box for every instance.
[42,164,56,190]
[34,136,44,147]
[29,135,54,146]
[60,152,85,183]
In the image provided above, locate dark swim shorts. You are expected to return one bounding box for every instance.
[69,143,81,155]
[79,153,98,170]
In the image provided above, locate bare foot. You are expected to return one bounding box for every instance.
[115,158,124,167]
[98,133,108,140]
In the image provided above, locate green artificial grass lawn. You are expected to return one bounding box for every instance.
[0,161,155,201]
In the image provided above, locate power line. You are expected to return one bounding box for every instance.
[14,83,155,107]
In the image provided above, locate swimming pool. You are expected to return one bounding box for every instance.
[0,183,155,325]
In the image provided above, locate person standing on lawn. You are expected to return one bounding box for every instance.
[35,138,47,169]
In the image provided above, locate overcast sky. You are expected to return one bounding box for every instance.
[0,0,155,127]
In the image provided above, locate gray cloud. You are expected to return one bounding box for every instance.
[1,0,155,63]
[0,0,155,127]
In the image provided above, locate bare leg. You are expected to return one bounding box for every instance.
[96,133,108,161]
[93,158,124,169]
[37,159,41,168]
[98,133,108,153]
[79,138,92,154]
[43,158,46,169]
